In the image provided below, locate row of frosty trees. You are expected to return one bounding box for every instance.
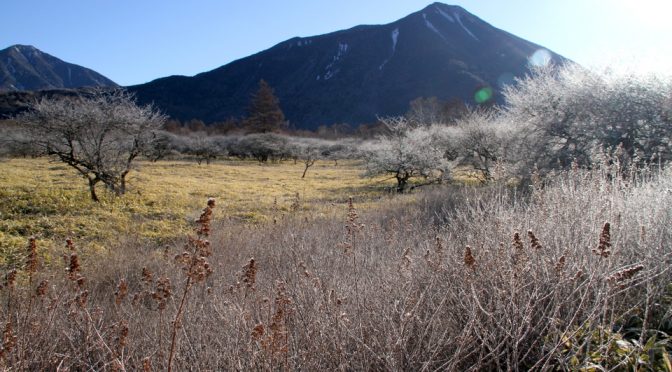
[3,63,672,199]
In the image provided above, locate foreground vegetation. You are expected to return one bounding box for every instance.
[0,158,670,370]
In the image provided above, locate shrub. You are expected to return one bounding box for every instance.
[503,64,672,176]
[362,117,453,192]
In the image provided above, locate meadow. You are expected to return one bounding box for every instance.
[0,158,396,264]
[0,154,670,370]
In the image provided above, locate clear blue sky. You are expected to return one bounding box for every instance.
[3,0,670,86]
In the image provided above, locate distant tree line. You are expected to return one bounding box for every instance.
[3,63,671,197]
[361,64,672,191]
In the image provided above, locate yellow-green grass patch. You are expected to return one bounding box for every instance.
[0,157,396,260]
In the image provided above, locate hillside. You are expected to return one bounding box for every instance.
[129,2,566,129]
[0,44,117,91]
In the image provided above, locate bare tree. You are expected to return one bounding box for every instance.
[363,117,453,193]
[143,130,178,162]
[453,109,512,181]
[182,132,223,165]
[502,64,672,176]
[291,139,325,178]
[15,89,166,201]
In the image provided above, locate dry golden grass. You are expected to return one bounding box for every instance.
[0,163,670,370]
[0,157,396,262]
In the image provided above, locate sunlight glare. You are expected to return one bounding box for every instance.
[529,49,552,68]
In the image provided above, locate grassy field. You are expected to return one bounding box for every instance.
[0,155,671,369]
[0,157,396,264]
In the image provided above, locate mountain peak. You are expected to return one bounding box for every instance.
[9,44,38,51]
[0,45,117,92]
[128,4,566,129]
[425,2,462,10]
[7,44,40,57]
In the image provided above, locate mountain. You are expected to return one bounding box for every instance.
[0,45,117,91]
[130,3,566,129]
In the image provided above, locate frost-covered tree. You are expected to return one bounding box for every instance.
[363,117,453,193]
[231,133,290,162]
[143,130,178,162]
[182,132,224,165]
[502,64,596,174]
[15,89,165,201]
[502,64,672,175]
[453,109,512,181]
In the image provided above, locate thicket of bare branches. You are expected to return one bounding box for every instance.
[502,64,672,175]
[14,89,166,201]
[362,117,454,192]
[1,160,670,370]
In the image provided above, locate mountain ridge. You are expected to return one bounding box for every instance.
[129,2,567,129]
[0,44,117,91]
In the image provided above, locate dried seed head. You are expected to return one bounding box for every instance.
[512,232,524,251]
[1,321,16,358]
[527,230,542,250]
[555,256,566,274]
[4,270,17,290]
[268,281,291,355]
[251,323,265,341]
[117,320,129,350]
[464,246,476,269]
[196,198,216,237]
[141,267,154,284]
[152,277,172,310]
[76,290,89,308]
[67,253,80,280]
[35,280,49,297]
[593,222,612,258]
[241,258,257,290]
[142,357,152,372]
[608,265,644,284]
[26,236,38,274]
[115,278,128,305]
[65,238,75,251]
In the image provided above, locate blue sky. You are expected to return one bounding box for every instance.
[3,0,670,86]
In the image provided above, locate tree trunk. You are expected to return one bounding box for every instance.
[88,177,100,202]
[118,172,128,195]
[302,159,315,179]
[396,175,408,193]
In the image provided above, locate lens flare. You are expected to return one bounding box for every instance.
[529,49,552,67]
[474,86,494,104]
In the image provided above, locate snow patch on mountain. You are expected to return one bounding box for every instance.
[322,42,349,80]
[380,28,401,70]
[436,7,455,23]
[423,13,448,42]
[454,12,479,41]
